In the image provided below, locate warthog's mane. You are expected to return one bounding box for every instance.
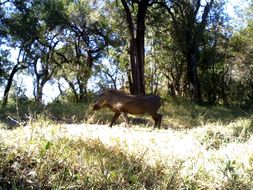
[106,89,130,96]
[106,89,157,98]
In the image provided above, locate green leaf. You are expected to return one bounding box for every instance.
[45,141,52,150]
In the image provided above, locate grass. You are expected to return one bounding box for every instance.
[0,100,253,189]
[161,99,252,128]
[0,125,168,189]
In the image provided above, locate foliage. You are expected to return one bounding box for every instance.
[227,20,253,104]
[0,0,253,105]
[0,49,12,85]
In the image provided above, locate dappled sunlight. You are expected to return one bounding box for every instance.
[1,119,253,189]
[61,124,201,162]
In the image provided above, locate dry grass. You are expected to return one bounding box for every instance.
[1,116,253,189]
[0,100,253,189]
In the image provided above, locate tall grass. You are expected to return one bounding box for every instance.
[1,98,252,128]
[0,100,253,189]
[0,125,168,189]
[1,119,253,189]
[162,98,252,128]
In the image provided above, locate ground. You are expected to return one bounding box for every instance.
[1,120,253,189]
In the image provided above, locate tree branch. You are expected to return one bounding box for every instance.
[121,0,135,38]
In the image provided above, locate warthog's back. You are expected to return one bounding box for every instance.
[108,91,161,115]
[140,95,161,113]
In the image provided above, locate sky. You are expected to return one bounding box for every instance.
[1,0,251,104]
[225,0,250,29]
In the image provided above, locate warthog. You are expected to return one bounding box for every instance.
[93,89,162,128]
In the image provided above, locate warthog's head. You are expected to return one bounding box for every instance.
[93,92,109,110]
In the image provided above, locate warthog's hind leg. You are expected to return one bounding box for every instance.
[157,114,162,129]
[122,113,130,127]
[152,114,162,129]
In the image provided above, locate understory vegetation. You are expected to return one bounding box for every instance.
[0,101,253,189]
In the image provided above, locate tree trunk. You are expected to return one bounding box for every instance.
[1,64,26,108]
[160,0,213,103]
[34,77,49,105]
[186,51,201,103]
[63,76,79,102]
[77,78,88,102]
[121,0,148,95]
[35,82,43,104]
[136,1,148,95]
[129,38,139,94]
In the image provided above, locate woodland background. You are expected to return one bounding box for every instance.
[0,0,253,106]
[1,1,253,189]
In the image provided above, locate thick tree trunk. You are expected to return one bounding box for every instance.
[121,0,148,95]
[136,1,148,95]
[186,52,201,103]
[35,82,43,104]
[129,38,139,94]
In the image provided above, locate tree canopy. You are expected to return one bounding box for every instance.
[0,0,252,106]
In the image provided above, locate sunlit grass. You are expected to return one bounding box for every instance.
[1,100,253,189]
[1,114,253,189]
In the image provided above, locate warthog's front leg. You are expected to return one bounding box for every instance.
[109,112,120,127]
